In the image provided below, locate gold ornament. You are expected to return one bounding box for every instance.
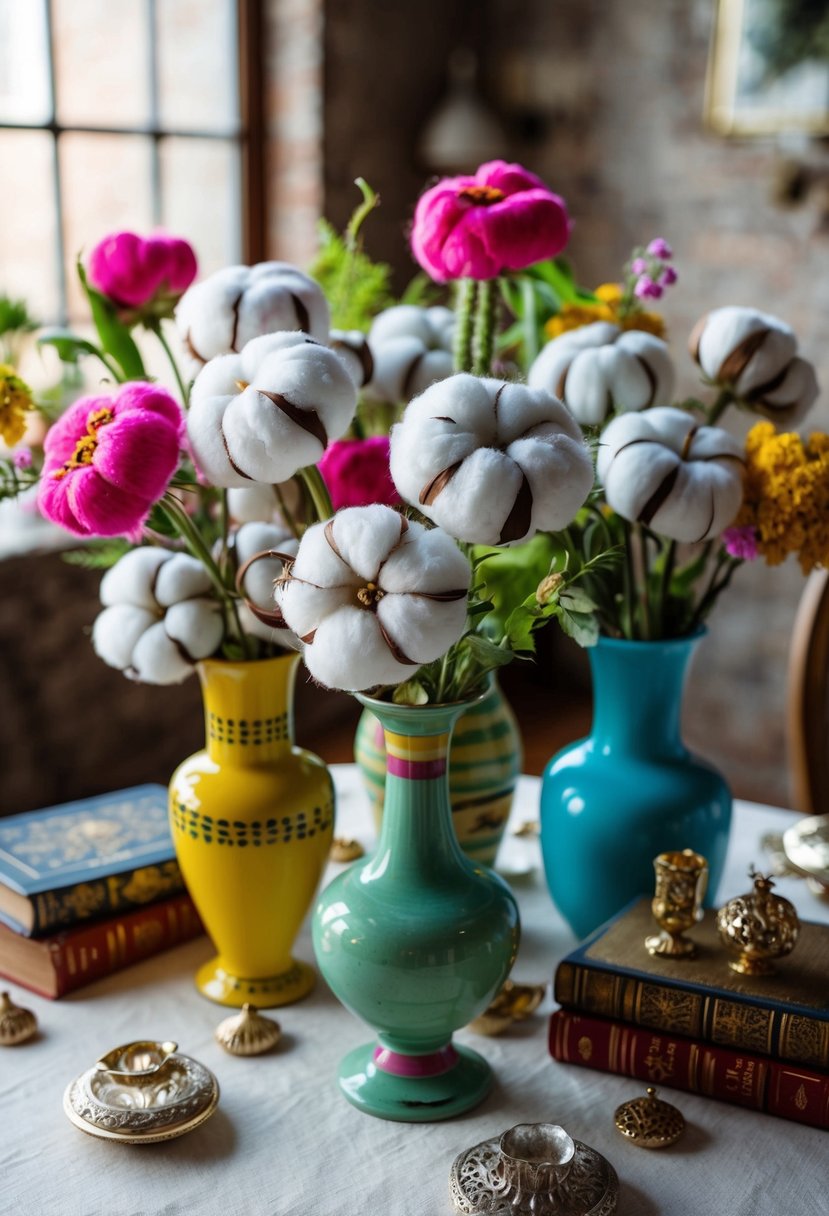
[214,1003,282,1055]
[717,868,800,976]
[614,1087,685,1149]
[645,849,708,958]
[0,990,38,1046]
[330,837,365,862]
[468,979,546,1035]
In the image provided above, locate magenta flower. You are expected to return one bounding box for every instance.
[38,383,183,538]
[13,447,32,470]
[722,525,759,561]
[630,257,648,275]
[319,436,401,511]
[634,276,663,300]
[659,266,678,287]
[88,231,197,310]
[410,160,571,282]
[646,238,673,259]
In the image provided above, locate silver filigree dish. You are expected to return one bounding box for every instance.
[63,1040,219,1143]
[449,1123,619,1216]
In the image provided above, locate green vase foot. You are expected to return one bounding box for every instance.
[195,956,316,1008]
[337,1041,493,1122]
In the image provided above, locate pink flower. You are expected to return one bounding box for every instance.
[646,238,673,259]
[38,382,183,538]
[319,436,401,510]
[630,257,648,275]
[659,266,678,287]
[634,275,663,300]
[410,160,570,282]
[722,525,759,561]
[13,447,32,470]
[88,231,197,310]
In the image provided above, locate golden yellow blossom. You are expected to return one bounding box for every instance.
[544,283,665,340]
[0,364,34,447]
[734,421,829,573]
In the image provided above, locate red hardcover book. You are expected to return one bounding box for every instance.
[0,892,203,998]
[549,1008,829,1131]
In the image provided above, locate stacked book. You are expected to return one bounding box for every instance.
[0,785,202,998]
[549,897,829,1130]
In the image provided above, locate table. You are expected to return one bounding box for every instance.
[2,768,827,1216]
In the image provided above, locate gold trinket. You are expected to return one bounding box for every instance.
[468,979,546,1035]
[0,990,38,1046]
[614,1087,685,1148]
[215,1003,282,1055]
[645,849,708,958]
[330,837,365,862]
[64,1040,219,1143]
[512,820,540,838]
[717,868,800,976]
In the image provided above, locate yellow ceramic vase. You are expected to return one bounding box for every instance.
[169,654,334,1008]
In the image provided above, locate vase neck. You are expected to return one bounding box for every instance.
[358,698,473,879]
[589,637,699,758]
[198,655,298,766]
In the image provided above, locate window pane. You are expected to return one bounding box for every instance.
[52,0,149,129]
[157,0,238,133]
[0,0,51,124]
[159,137,241,274]
[0,131,59,321]
[60,133,153,318]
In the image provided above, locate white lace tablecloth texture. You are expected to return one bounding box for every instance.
[2,767,827,1216]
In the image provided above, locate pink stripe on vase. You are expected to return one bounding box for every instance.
[386,755,447,781]
[373,1044,459,1077]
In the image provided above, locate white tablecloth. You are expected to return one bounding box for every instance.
[2,768,827,1216]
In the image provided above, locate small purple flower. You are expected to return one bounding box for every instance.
[647,238,673,259]
[722,525,759,561]
[634,276,663,301]
[659,266,678,287]
[13,446,32,470]
[631,256,648,275]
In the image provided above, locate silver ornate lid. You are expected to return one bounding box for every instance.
[449,1123,619,1216]
[63,1040,219,1144]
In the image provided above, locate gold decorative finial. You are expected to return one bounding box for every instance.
[215,1003,282,1056]
[0,990,38,1046]
[717,866,800,976]
[614,1087,685,1148]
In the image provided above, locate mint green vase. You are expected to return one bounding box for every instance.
[312,691,520,1122]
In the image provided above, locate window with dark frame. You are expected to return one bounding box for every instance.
[0,0,264,327]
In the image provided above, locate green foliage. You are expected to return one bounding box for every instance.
[498,259,598,366]
[308,181,394,331]
[0,295,38,337]
[61,539,132,570]
[0,459,39,502]
[77,260,146,381]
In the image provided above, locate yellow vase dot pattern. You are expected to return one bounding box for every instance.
[208,711,289,746]
[171,797,334,846]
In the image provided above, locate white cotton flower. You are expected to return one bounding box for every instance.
[597,406,744,543]
[389,373,593,546]
[363,305,455,404]
[231,520,300,647]
[274,504,470,691]
[330,328,374,388]
[528,321,675,425]
[690,306,819,426]
[175,261,330,379]
[93,548,224,684]
[227,481,303,527]
[187,332,357,489]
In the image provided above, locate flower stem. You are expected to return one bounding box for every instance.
[453,278,476,373]
[274,481,301,540]
[706,388,734,426]
[658,539,676,638]
[472,279,497,376]
[621,519,638,639]
[637,524,652,640]
[151,321,190,407]
[298,464,334,522]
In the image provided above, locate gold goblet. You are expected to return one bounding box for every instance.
[645,849,708,958]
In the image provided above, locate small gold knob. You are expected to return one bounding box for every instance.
[614,1087,685,1149]
[215,1003,281,1056]
[0,991,38,1046]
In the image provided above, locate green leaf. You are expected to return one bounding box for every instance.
[560,586,599,614]
[392,679,429,705]
[557,606,600,647]
[38,328,105,366]
[61,539,132,570]
[462,631,515,670]
[77,260,146,380]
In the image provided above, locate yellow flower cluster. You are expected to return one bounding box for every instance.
[0,364,33,447]
[735,421,829,573]
[544,283,665,340]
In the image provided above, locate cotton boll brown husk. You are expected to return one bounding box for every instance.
[175,261,330,378]
[329,329,374,388]
[187,332,357,488]
[389,373,593,545]
[232,520,300,645]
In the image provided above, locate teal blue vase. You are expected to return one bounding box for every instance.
[540,633,732,940]
[312,691,520,1122]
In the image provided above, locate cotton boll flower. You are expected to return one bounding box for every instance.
[329,329,374,388]
[528,322,675,425]
[92,548,223,684]
[175,261,330,379]
[389,373,593,545]
[231,520,300,646]
[274,504,470,691]
[597,406,744,543]
[187,332,357,488]
[363,305,454,404]
[227,481,302,526]
[690,306,819,426]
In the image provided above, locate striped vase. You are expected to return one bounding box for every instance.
[313,690,520,1121]
[354,677,522,865]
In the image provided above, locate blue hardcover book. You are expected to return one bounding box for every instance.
[0,785,184,936]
